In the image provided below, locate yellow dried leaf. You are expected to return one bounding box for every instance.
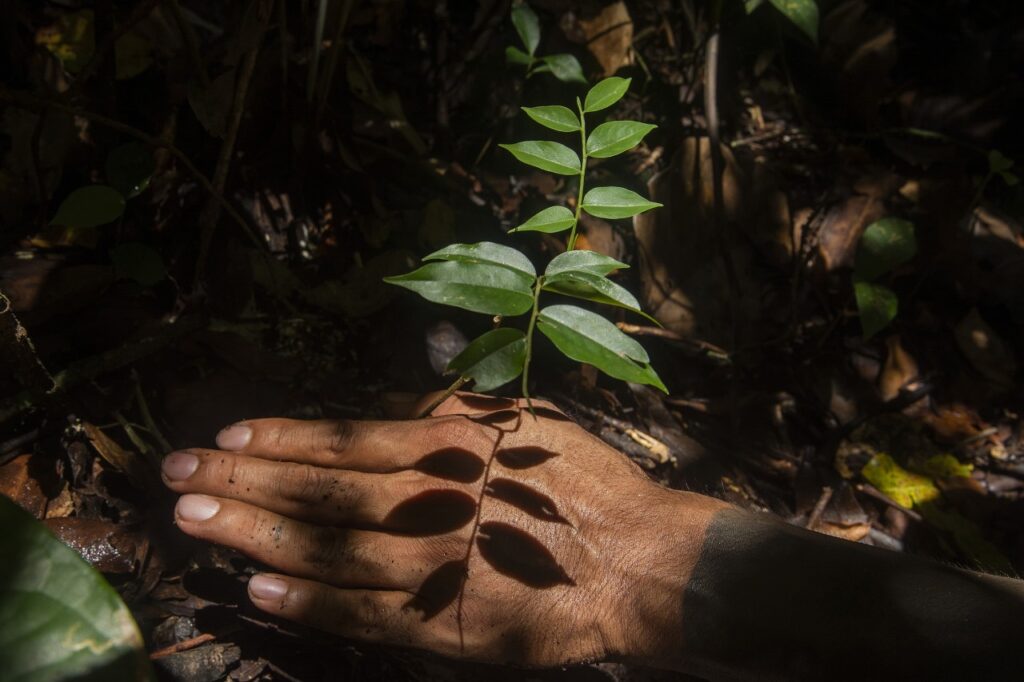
[861,452,938,508]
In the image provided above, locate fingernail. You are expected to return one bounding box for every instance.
[249,574,289,600]
[216,424,252,451]
[176,494,220,522]
[162,452,199,481]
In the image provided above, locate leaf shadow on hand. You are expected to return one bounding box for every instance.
[403,406,576,646]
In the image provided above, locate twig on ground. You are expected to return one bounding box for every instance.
[856,483,924,523]
[806,486,833,530]
[149,633,217,659]
[0,291,56,395]
[616,322,731,363]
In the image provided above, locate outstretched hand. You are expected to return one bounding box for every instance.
[162,393,721,667]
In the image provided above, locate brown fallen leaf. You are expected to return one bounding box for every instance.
[44,517,147,574]
[82,421,158,491]
[878,334,920,402]
[0,454,48,518]
[577,2,633,77]
[954,308,1017,391]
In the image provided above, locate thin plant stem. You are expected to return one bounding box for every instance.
[568,98,588,250]
[520,276,545,410]
[415,375,470,419]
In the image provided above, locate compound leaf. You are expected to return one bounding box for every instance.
[511,3,540,55]
[537,304,666,391]
[583,76,630,113]
[586,121,656,158]
[542,54,586,84]
[581,186,661,219]
[855,217,916,282]
[545,250,628,277]
[425,241,536,279]
[499,141,581,175]
[768,0,819,43]
[510,206,576,234]
[521,105,580,133]
[506,45,532,65]
[51,185,126,229]
[0,495,154,682]
[447,328,527,391]
[385,261,534,316]
[855,281,898,340]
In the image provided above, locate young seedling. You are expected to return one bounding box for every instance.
[386,77,665,402]
[505,2,586,85]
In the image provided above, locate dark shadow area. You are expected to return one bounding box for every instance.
[414,447,485,483]
[384,489,477,536]
[477,522,575,588]
[485,478,570,526]
[496,446,559,469]
[404,560,466,621]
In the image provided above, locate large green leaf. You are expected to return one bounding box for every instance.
[541,54,586,84]
[50,186,126,229]
[545,250,628,277]
[511,3,540,55]
[0,495,153,682]
[521,105,580,133]
[581,186,661,219]
[537,305,666,391]
[855,281,898,339]
[543,270,651,319]
[854,218,916,282]
[424,241,536,279]
[447,328,527,391]
[384,261,534,316]
[511,206,576,234]
[583,77,630,113]
[499,141,581,175]
[105,143,154,198]
[586,121,656,158]
[768,0,818,42]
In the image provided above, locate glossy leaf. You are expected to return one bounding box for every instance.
[521,105,580,133]
[511,3,540,55]
[505,45,532,65]
[543,270,653,320]
[545,250,628,277]
[745,0,766,11]
[586,121,657,158]
[854,217,916,282]
[581,186,661,219]
[499,141,581,175]
[447,328,527,391]
[542,54,586,84]
[855,281,898,340]
[583,76,630,113]
[510,206,576,234]
[424,241,536,279]
[105,142,154,198]
[0,495,154,682]
[50,185,126,229]
[384,261,534,316]
[769,0,818,42]
[537,305,667,391]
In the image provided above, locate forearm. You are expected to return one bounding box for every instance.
[644,503,1024,681]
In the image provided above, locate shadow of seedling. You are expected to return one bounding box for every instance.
[384,401,575,643]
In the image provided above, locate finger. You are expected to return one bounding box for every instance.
[174,495,467,589]
[417,392,564,418]
[246,574,451,655]
[163,450,450,525]
[214,415,496,471]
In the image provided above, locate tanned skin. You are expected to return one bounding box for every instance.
[162,393,1024,680]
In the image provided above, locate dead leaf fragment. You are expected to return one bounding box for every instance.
[0,454,48,518]
[578,2,634,77]
[954,308,1017,390]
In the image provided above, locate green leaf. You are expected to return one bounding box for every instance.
[510,206,576,234]
[586,121,657,158]
[511,3,540,55]
[499,141,581,175]
[537,304,667,391]
[521,105,580,133]
[384,261,534,316]
[581,186,662,219]
[583,76,631,113]
[110,243,166,287]
[506,45,532,65]
[854,217,916,282]
[768,0,819,42]
[545,250,628,277]
[50,185,126,228]
[424,241,536,279]
[861,452,939,509]
[447,328,527,391]
[745,0,767,12]
[542,54,587,84]
[543,270,657,323]
[855,281,898,339]
[105,142,154,198]
[0,495,154,682]
[988,149,1014,174]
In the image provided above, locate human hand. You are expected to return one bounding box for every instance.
[162,393,724,667]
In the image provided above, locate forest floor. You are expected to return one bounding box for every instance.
[2,1,1024,680]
